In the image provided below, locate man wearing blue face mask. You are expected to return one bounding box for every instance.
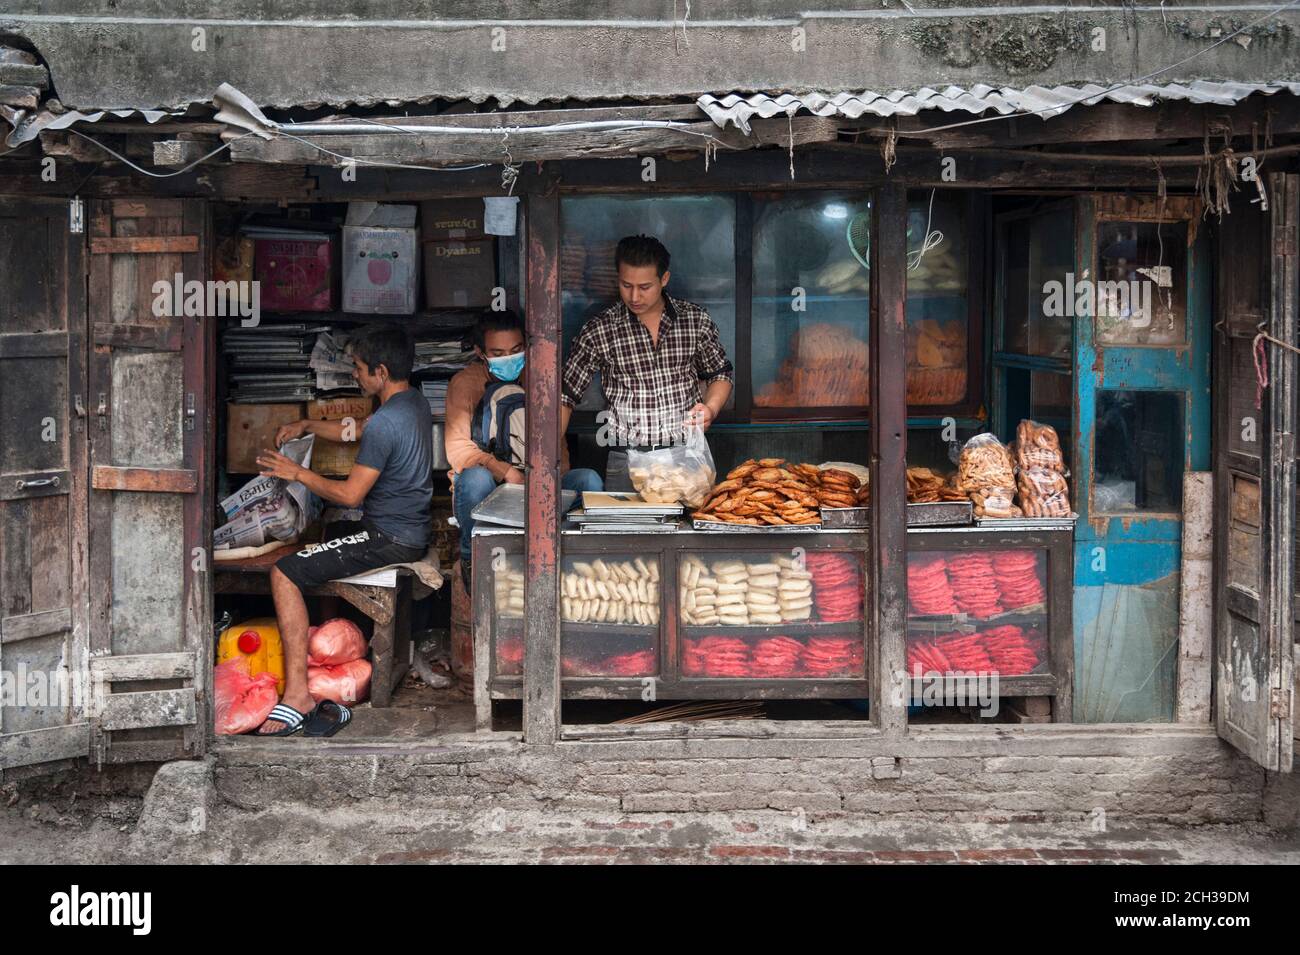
[445,309,603,588]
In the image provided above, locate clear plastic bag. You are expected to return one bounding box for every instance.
[1017,466,1071,517]
[957,432,1015,493]
[1013,420,1068,474]
[627,426,717,507]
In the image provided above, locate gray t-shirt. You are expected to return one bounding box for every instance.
[354,387,433,547]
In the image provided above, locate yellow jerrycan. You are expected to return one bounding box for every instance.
[217,617,285,694]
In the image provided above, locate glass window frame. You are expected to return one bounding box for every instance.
[990,198,1075,455]
[558,187,987,432]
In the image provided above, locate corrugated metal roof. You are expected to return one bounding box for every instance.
[697,81,1300,133]
[4,106,177,148]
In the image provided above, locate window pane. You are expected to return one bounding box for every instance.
[1094,390,1184,512]
[1001,210,1073,359]
[560,195,737,410]
[1000,368,1073,469]
[906,192,970,405]
[751,192,871,411]
[1095,220,1188,345]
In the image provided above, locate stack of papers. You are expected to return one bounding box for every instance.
[421,380,449,419]
[222,325,326,403]
[414,339,475,374]
[310,331,361,393]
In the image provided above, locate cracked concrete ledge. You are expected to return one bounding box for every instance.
[3,4,1298,111]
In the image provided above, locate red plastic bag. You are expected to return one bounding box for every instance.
[308,658,372,704]
[213,657,278,735]
[308,617,367,666]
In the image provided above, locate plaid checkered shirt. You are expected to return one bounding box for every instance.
[562,294,734,447]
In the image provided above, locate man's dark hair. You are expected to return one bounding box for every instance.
[349,325,414,381]
[472,308,525,351]
[615,234,671,278]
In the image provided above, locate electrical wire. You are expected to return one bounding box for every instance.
[62,128,257,177]
[907,186,943,271]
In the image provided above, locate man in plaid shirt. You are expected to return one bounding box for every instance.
[561,235,734,490]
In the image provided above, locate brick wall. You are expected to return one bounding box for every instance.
[213,729,1270,826]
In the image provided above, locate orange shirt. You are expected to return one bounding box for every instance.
[444,361,571,481]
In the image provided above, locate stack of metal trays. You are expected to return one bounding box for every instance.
[471,482,579,529]
[570,491,682,533]
[973,514,1076,530]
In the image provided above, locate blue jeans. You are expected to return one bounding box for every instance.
[454,466,604,565]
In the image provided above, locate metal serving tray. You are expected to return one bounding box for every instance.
[906,501,973,526]
[819,506,870,529]
[691,519,822,533]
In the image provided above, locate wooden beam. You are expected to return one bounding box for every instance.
[0,608,72,644]
[0,330,66,358]
[227,116,839,167]
[306,102,705,128]
[872,183,909,738]
[91,466,198,493]
[0,723,89,771]
[0,162,318,201]
[153,138,218,167]
[90,652,196,681]
[92,321,183,352]
[522,188,561,746]
[90,234,200,254]
[101,689,196,731]
[854,98,1300,150]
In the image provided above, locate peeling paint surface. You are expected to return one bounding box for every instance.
[1071,197,1212,723]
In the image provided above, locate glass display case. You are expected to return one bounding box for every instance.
[905,527,1073,717]
[678,549,866,679]
[476,524,1073,719]
[474,530,872,701]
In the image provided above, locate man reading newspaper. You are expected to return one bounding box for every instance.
[251,326,433,737]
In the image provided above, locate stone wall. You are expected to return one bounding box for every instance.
[213,728,1271,826]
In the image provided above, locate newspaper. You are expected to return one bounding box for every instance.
[214,435,321,550]
[310,331,356,390]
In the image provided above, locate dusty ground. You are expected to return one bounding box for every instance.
[2,784,1297,864]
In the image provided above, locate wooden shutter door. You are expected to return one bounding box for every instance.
[87,198,211,765]
[1214,173,1297,771]
[0,198,91,779]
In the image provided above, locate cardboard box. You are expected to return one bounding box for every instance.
[250,230,335,312]
[310,439,362,477]
[307,395,374,477]
[423,238,495,309]
[306,395,374,422]
[420,198,486,242]
[226,403,304,474]
[342,203,418,314]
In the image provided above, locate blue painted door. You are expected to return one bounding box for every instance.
[1072,195,1211,722]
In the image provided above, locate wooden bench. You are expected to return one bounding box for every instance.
[214,548,414,707]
